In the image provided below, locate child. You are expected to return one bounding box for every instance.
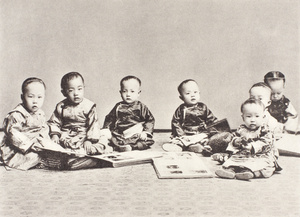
[264,71,298,132]
[48,72,111,169]
[215,99,281,180]
[211,82,283,163]
[249,82,283,134]
[103,75,155,152]
[162,79,217,153]
[0,77,48,170]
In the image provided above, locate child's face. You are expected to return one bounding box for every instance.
[249,86,271,108]
[120,79,141,104]
[268,80,284,102]
[22,82,45,113]
[242,104,265,130]
[63,77,84,104]
[179,81,200,106]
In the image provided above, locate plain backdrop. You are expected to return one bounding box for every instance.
[0,0,299,130]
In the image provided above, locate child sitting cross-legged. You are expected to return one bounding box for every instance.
[0,77,49,170]
[211,82,283,163]
[103,75,155,152]
[162,79,218,153]
[215,98,282,180]
[47,72,112,170]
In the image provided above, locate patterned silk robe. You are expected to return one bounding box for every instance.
[1,104,49,170]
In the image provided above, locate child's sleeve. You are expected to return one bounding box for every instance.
[103,105,117,130]
[204,105,217,126]
[285,101,299,132]
[141,104,155,136]
[171,106,185,137]
[86,105,101,143]
[48,104,63,137]
[251,130,274,154]
[286,101,298,118]
[4,113,36,153]
[226,126,243,153]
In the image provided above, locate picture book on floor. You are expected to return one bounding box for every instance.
[90,151,163,167]
[152,152,213,179]
[38,138,163,167]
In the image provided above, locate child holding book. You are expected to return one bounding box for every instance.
[48,72,112,169]
[264,71,298,132]
[0,77,48,170]
[103,75,155,152]
[215,98,281,180]
[162,79,218,153]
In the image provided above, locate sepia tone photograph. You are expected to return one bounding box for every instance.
[0,0,299,216]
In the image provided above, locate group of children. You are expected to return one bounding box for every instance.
[0,71,298,180]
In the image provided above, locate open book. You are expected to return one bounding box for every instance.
[90,151,163,167]
[37,138,85,155]
[38,138,163,168]
[123,122,144,139]
[153,152,213,179]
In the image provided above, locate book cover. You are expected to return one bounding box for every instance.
[207,118,231,134]
[152,152,213,179]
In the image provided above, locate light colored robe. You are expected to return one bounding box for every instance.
[48,98,106,154]
[0,104,49,170]
[224,124,281,177]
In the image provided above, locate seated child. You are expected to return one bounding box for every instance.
[103,75,155,152]
[249,82,283,135]
[162,79,217,153]
[264,71,298,132]
[215,99,281,180]
[0,77,48,170]
[212,82,283,163]
[48,72,111,169]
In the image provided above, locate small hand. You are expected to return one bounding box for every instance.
[233,137,244,148]
[178,136,192,147]
[102,145,114,154]
[83,140,93,155]
[139,132,148,141]
[51,135,60,144]
[181,136,191,142]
